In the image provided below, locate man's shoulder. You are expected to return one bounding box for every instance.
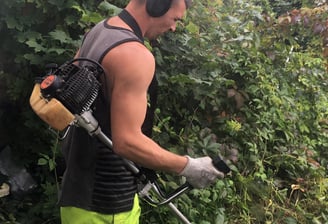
[101,41,155,80]
[108,41,154,63]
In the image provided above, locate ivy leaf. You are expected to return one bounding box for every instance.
[48,159,56,171]
[48,47,66,55]
[17,31,42,43]
[81,12,103,24]
[5,16,23,31]
[25,39,45,52]
[23,53,44,64]
[226,16,241,25]
[186,21,199,35]
[284,217,298,224]
[49,30,72,44]
[38,158,48,166]
[98,1,121,15]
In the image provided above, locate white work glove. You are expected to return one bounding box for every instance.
[179,156,225,189]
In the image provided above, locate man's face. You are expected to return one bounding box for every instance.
[145,0,186,40]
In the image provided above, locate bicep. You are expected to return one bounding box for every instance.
[110,77,149,135]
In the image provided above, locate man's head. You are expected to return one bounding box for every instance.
[126,0,191,39]
[142,0,191,39]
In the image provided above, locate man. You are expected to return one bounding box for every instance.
[59,0,226,223]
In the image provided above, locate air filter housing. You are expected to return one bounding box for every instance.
[40,58,103,115]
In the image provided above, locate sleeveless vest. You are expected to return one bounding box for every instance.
[58,14,158,214]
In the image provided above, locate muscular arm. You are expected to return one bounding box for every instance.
[102,42,187,174]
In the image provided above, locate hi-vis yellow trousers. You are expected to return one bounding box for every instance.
[60,195,140,224]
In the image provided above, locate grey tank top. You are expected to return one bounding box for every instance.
[79,18,143,63]
[58,18,144,214]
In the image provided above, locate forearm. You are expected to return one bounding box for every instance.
[111,133,226,189]
[112,132,188,174]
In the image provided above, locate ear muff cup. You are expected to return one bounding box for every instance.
[146,0,172,17]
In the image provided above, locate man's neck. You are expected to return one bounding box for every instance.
[125,4,152,38]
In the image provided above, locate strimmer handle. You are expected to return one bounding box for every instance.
[212,156,231,174]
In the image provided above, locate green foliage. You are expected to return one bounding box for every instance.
[146,0,328,223]
[0,0,118,223]
[1,0,327,223]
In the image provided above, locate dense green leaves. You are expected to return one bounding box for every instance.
[1,0,327,223]
[148,0,328,223]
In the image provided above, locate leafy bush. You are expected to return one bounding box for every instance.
[0,0,115,222]
[144,0,328,223]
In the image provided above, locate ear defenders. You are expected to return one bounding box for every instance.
[146,0,172,17]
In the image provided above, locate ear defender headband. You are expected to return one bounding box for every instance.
[146,0,172,17]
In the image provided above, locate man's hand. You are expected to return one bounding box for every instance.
[179,156,225,189]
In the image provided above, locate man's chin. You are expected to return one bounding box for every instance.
[145,32,165,41]
[147,35,160,41]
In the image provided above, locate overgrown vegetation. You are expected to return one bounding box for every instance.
[0,0,327,223]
